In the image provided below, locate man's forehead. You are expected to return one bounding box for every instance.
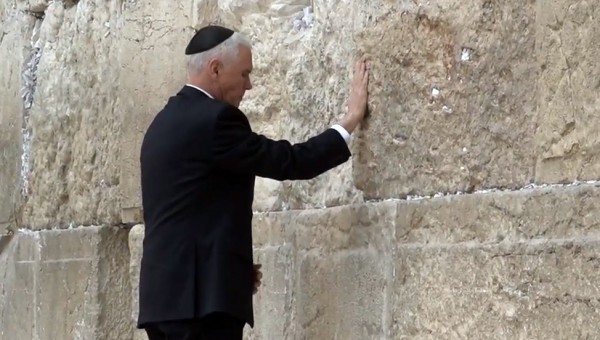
[238,46,253,69]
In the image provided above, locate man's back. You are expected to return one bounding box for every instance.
[139,86,257,327]
[140,86,254,256]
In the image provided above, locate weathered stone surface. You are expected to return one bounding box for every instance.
[0,3,30,232]
[6,0,597,230]
[353,0,538,199]
[0,232,35,340]
[117,0,201,222]
[128,224,147,340]
[393,241,600,339]
[130,184,600,339]
[5,0,596,230]
[294,249,386,339]
[237,0,364,211]
[0,226,132,340]
[244,245,294,340]
[534,0,600,183]
[19,1,124,228]
[2,0,600,339]
[395,183,600,244]
[117,0,365,215]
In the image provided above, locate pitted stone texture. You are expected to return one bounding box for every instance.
[534,0,600,183]
[395,183,600,244]
[20,1,124,228]
[255,184,600,338]
[128,224,147,340]
[237,0,364,211]
[131,185,600,339]
[291,202,395,252]
[0,5,31,230]
[118,0,202,221]
[245,245,295,340]
[0,226,132,340]
[353,0,538,199]
[294,250,386,339]
[393,241,600,339]
[0,232,35,340]
[118,0,364,216]
[7,0,600,228]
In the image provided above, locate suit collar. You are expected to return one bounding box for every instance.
[179,84,215,99]
[185,84,214,98]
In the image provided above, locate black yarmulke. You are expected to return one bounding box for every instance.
[185,25,235,55]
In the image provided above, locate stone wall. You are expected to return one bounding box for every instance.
[0,226,131,339]
[1,0,599,339]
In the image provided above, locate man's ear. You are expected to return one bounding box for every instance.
[207,58,220,79]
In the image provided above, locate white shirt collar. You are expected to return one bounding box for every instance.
[185,84,214,99]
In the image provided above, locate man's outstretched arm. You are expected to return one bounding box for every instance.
[211,108,351,180]
[211,59,370,180]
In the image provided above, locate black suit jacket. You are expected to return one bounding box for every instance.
[137,85,351,328]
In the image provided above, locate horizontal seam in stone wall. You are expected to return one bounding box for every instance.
[397,236,600,250]
[253,180,600,214]
[16,225,124,233]
[11,181,600,228]
[16,258,94,264]
[380,180,600,203]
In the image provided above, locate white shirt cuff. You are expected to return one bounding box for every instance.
[330,124,351,144]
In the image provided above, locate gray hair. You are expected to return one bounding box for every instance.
[186,32,252,75]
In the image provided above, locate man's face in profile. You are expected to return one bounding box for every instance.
[216,45,253,108]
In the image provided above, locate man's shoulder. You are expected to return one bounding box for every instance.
[158,93,222,120]
[212,102,250,127]
[147,91,250,136]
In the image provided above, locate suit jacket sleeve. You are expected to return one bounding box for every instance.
[211,105,351,180]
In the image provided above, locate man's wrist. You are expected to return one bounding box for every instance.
[338,115,358,135]
[330,124,351,144]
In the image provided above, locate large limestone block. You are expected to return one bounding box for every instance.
[128,224,147,340]
[245,244,294,340]
[394,182,600,244]
[0,3,32,231]
[294,249,387,339]
[118,0,205,223]
[0,226,132,340]
[391,185,600,339]
[353,0,538,198]
[393,241,600,339]
[19,1,125,228]
[244,212,295,339]
[534,0,600,183]
[0,232,34,340]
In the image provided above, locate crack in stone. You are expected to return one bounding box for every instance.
[20,15,44,198]
[393,235,600,251]
[534,294,600,309]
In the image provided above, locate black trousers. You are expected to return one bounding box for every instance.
[144,312,245,340]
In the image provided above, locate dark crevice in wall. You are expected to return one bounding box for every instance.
[20,12,44,199]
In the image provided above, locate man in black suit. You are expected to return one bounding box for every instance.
[137,25,369,340]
